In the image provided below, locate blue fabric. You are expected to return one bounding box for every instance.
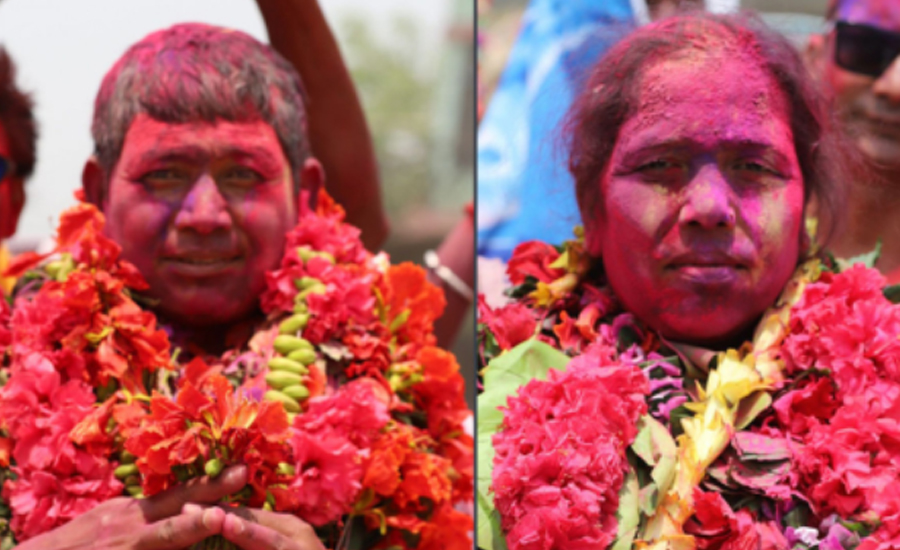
[477,0,635,261]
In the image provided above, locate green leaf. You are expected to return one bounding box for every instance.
[476,339,571,550]
[612,471,640,550]
[885,284,900,304]
[476,474,508,550]
[842,240,882,270]
[630,416,677,496]
[734,391,772,430]
[638,484,659,516]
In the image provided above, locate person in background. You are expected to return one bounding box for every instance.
[0,48,35,291]
[806,0,900,279]
[257,0,389,252]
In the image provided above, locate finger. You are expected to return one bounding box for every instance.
[181,502,207,515]
[222,512,299,550]
[143,465,248,521]
[238,507,320,546]
[136,507,226,550]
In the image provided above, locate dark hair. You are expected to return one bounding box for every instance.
[92,23,309,184]
[0,47,37,180]
[563,11,850,245]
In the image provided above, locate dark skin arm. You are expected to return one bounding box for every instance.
[256,0,389,252]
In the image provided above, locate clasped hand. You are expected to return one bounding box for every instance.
[17,466,323,550]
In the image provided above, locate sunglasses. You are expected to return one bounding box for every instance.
[835,21,900,77]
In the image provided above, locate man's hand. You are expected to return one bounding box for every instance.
[183,504,325,550]
[17,466,249,550]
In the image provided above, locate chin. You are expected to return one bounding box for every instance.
[158,293,259,327]
[655,307,758,348]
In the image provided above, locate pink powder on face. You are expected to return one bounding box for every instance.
[593,48,805,347]
[103,114,297,327]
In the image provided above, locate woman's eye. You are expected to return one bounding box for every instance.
[734,161,772,174]
[638,159,677,171]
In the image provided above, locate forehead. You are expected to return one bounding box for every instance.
[836,0,900,29]
[120,114,285,159]
[620,49,792,147]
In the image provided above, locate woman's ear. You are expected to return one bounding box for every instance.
[584,218,604,257]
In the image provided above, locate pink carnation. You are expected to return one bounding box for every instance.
[477,296,537,351]
[4,467,123,541]
[283,430,363,526]
[783,266,900,397]
[492,344,648,550]
[283,379,391,525]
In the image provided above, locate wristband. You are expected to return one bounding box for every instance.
[424,249,474,302]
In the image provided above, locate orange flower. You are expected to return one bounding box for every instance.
[126,371,291,500]
[382,263,445,350]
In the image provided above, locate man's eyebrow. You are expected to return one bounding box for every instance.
[136,146,208,165]
[134,145,280,164]
[224,145,281,162]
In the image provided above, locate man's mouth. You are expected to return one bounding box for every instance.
[168,256,241,265]
[161,254,243,275]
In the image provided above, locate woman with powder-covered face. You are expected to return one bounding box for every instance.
[477,13,870,550]
[565,12,850,348]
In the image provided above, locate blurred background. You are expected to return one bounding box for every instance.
[477,0,828,304]
[0,0,476,408]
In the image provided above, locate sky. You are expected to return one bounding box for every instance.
[0,0,452,248]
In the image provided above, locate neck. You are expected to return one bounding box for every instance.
[826,170,900,275]
[161,311,264,357]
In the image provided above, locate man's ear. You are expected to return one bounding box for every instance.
[804,33,828,80]
[299,157,325,211]
[81,156,105,208]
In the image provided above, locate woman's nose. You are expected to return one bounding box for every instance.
[678,166,737,230]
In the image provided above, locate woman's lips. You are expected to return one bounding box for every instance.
[670,264,743,284]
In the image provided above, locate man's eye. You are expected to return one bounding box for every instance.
[141,169,190,188]
[219,167,263,187]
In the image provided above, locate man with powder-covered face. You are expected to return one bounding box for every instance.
[806,0,900,279]
[16,19,330,550]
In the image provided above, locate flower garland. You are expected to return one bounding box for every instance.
[478,230,900,550]
[0,190,473,550]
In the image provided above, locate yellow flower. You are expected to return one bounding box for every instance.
[529,273,578,307]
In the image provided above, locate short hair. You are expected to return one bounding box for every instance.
[91,23,310,183]
[563,11,851,246]
[0,47,37,180]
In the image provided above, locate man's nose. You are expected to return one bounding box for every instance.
[174,174,232,233]
[678,166,737,231]
[873,55,900,104]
